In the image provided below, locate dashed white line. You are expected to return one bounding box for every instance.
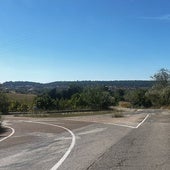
[0,125,15,142]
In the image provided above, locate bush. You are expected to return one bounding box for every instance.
[0,93,9,114]
[124,89,152,108]
[119,101,132,108]
[146,86,170,107]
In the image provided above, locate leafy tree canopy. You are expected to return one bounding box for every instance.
[151,68,170,88]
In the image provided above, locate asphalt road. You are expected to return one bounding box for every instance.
[88,111,170,170]
[0,110,169,170]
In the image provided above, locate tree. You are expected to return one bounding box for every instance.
[145,68,170,107]
[77,87,115,110]
[113,89,125,104]
[151,68,170,88]
[0,92,9,114]
[70,93,82,109]
[9,101,21,112]
[19,104,29,112]
[34,95,56,110]
[125,89,152,108]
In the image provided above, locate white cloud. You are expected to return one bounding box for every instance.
[140,14,170,21]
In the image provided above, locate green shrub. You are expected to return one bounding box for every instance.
[0,93,9,114]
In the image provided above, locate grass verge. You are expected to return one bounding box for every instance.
[6,93,36,105]
[14,110,120,118]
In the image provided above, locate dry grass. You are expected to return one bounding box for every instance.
[6,93,36,105]
[160,106,170,110]
[119,101,132,108]
[15,110,115,118]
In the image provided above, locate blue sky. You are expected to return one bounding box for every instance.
[0,0,170,83]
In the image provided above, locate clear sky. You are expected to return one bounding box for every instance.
[0,0,170,83]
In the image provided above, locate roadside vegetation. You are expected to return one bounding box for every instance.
[0,113,2,131]
[33,68,170,111]
[0,68,170,117]
[7,93,36,112]
[15,110,116,118]
[34,86,115,111]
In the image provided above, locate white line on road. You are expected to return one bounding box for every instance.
[135,114,150,128]
[111,114,150,128]
[24,121,76,170]
[0,114,149,168]
[65,114,150,129]
[106,122,137,129]
[0,125,15,142]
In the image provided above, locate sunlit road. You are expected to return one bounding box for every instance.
[88,111,170,170]
[0,116,132,170]
[0,110,169,170]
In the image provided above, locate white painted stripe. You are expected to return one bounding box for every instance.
[24,121,76,170]
[106,122,137,129]
[0,126,15,142]
[77,127,107,135]
[65,114,150,129]
[135,114,149,128]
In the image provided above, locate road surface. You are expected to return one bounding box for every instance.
[0,110,169,170]
[88,110,170,170]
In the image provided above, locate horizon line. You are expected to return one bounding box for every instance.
[1,79,153,84]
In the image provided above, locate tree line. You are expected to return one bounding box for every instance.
[34,86,115,111]
[33,68,170,111]
[0,68,170,114]
[2,80,154,94]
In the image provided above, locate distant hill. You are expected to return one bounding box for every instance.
[1,80,154,94]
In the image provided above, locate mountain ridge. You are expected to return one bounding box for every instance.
[1,80,154,94]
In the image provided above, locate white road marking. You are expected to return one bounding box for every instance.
[0,125,15,142]
[135,114,150,128]
[2,121,12,126]
[23,121,76,170]
[65,114,150,129]
[107,114,150,128]
[106,122,137,129]
[77,128,107,135]
[0,114,149,168]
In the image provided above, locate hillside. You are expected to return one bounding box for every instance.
[6,93,36,105]
[1,81,155,94]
